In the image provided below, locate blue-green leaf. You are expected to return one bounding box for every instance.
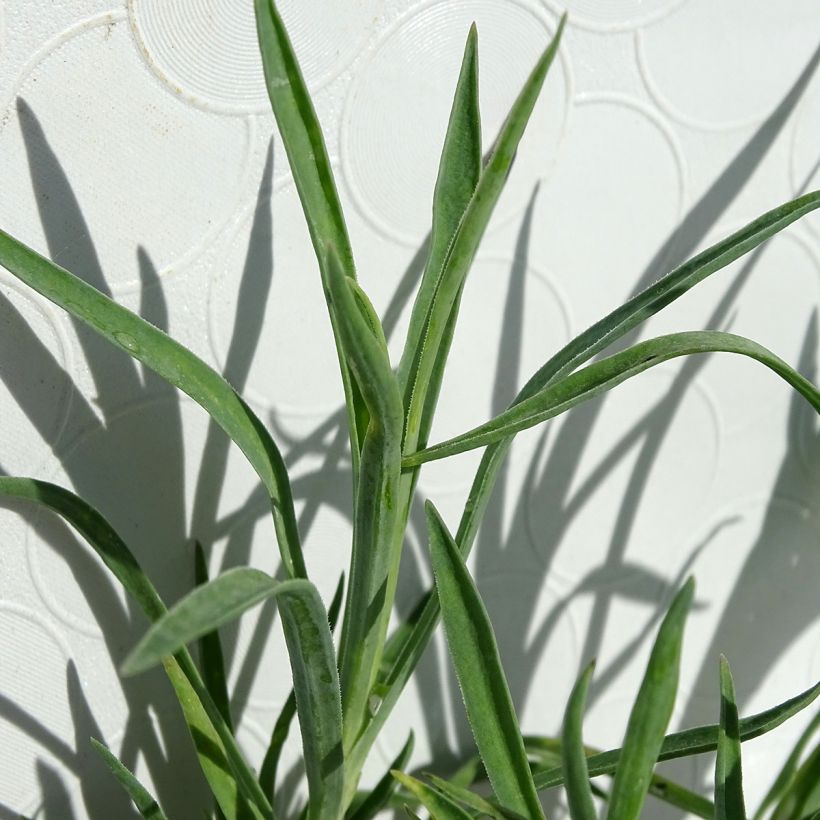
[562,662,597,820]
[607,578,695,820]
[715,656,745,820]
[426,502,544,819]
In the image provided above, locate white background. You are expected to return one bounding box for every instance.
[0,1,819,817]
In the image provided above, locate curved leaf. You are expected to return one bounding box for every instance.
[0,230,305,580]
[124,567,344,819]
[607,578,694,820]
[254,0,365,471]
[715,656,745,820]
[391,771,472,820]
[260,573,344,801]
[405,332,820,467]
[91,739,168,820]
[533,677,820,790]
[0,477,269,819]
[368,192,820,758]
[562,662,597,820]
[326,247,404,756]
[348,733,414,820]
[426,502,544,818]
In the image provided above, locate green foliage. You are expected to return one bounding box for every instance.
[0,3,818,819]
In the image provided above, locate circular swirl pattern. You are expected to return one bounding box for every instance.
[129,0,383,113]
[639,0,820,130]
[342,0,570,245]
[544,0,687,32]
[0,13,252,295]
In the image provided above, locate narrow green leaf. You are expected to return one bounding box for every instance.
[607,578,694,820]
[276,582,345,820]
[398,22,481,439]
[715,656,745,820]
[755,710,820,820]
[348,733,414,820]
[368,192,820,757]
[770,742,820,820]
[122,569,290,676]
[391,771,473,820]
[647,774,714,819]
[260,573,344,800]
[91,739,168,820]
[122,567,345,818]
[194,542,233,732]
[426,502,544,819]
[405,332,820,467]
[0,477,269,819]
[254,0,365,471]
[425,775,525,819]
[325,247,404,756]
[401,16,565,463]
[0,231,305,581]
[534,677,820,790]
[562,662,597,820]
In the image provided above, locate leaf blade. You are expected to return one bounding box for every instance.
[426,502,544,818]
[715,656,745,820]
[390,771,473,820]
[607,578,695,820]
[404,331,820,467]
[562,662,597,820]
[0,231,305,581]
[91,739,169,820]
[254,0,365,470]
[348,733,414,820]
[0,477,269,819]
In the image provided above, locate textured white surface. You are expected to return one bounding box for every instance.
[0,1,818,817]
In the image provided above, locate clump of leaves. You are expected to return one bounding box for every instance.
[1,1,818,818]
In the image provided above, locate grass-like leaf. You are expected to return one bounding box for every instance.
[91,739,168,820]
[194,542,233,732]
[325,246,404,758]
[0,230,305,581]
[0,477,270,819]
[398,23,481,449]
[715,656,745,820]
[348,733,414,820]
[400,16,565,464]
[391,771,473,820]
[259,573,344,801]
[755,710,820,820]
[122,567,345,817]
[607,578,694,820]
[404,332,820,467]
[426,501,544,819]
[425,775,525,819]
[770,742,820,820]
[371,192,820,753]
[122,569,292,676]
[562,661,597,820]
[534,677,820,789]
[254,0,366,471]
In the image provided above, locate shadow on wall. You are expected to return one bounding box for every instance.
[0,38,818,820]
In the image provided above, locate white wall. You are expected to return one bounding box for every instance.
[0,1,819,816]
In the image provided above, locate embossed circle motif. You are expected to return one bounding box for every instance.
[639,0,820,130]
[0,278,73,476]
[342,0,570,246]
[543,0,686,32]
[416,255,572,496]
[0,14,252,295]
[129,0,382,112]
